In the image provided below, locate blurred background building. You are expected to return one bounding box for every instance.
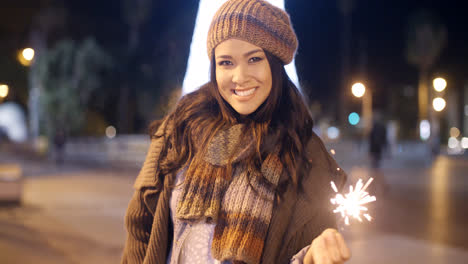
[1,0,467,155]
[1,1,468,263]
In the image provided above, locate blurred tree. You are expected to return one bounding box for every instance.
[33,38,112,142]
[28,6,67,142]
[405,10,446,123]
[119,0,152,133]
[337,0,354,132]
[146,13,193,121]
[83,110,108,136]
[122,0,152,53]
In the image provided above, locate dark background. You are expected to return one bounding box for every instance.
[1,0,467,135]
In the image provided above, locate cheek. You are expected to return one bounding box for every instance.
[266,73,272,91]
[216,71,230,98]
[263,67,273,93]
[216,71,232,90]
[216,70,227,88]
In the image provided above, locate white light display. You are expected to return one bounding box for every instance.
[447,137,459,149]
[0,102,28,142]
[182,0,300,95]
[327,126,340,140]
[419,120,430,141]
[461,137,468,149]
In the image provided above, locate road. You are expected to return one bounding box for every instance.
[0,166,135,264]
[0,153,467,263]
[342,155,468,264]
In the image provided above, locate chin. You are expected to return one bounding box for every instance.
[233,106,255,116]
[235,109,254,116]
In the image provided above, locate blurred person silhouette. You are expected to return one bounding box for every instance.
[430,119,441,158]
[368,113,389,196]
[0,126,8,143]
[121,1,350,264]
[369,113,387,169]
[53,128,66,165]
[386,120,398,157]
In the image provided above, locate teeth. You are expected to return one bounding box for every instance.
[234,87,256,97]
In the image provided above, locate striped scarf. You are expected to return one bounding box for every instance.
[175,124,283,264]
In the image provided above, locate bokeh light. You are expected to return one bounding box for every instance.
[22,48,35,61]
[0,102,28,142]
[0,84,8,98]
[461,137,468,149]
[448,137,459,149]
[327,126,340,140]
[432,97,446,112]
[105,126,116,139]
[450,127,460,138]
[351,82,365,98]
[348,112,360,125]
[419,120,430,141]
[433,77,447,92]
[17,48,34,66]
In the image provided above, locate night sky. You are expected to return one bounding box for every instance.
[1,0,467,120]
[287,0,468,105]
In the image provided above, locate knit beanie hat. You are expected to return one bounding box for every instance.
[207,0,298,65]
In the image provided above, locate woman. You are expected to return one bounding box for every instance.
[122,0,351,263]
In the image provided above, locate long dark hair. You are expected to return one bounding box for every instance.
[150,50,314,199]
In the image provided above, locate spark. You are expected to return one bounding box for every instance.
[330,178,376,225]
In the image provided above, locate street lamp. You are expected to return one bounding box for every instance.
[22,48,35,61]
[0,84,8,98]
[432,97,446,112]
[17,47,35,66]
[433,77,447,92]
[428,77,447,152]
[432,77,446,112]
[351,82,372,134]
[352,82,365,98]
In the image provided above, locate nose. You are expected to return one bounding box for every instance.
[232,64,250,86]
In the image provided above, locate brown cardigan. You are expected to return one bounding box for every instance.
[121,117,347,264]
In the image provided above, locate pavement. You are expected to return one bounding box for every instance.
[1,144,468,264]
[336,149,468,264]
[0,149,137,264]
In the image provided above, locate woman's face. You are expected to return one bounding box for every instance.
[214,39,272,116]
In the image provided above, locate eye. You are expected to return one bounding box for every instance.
[249,56,263,63]
[218,60,233,66]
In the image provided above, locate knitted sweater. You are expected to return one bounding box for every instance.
[121,117,347,264]
[166,169,312,264]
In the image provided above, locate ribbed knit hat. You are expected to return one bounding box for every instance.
[207,0,298,65]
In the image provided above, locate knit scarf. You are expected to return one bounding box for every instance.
[175,124,283,264]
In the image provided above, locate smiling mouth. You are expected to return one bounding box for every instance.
[232,87,257,97]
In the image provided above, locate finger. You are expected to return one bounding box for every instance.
[334,231,351,260]
[312,236,332,264]
[323,229,341,262]
[303,246,314,264]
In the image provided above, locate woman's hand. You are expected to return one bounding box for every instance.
[303,228,351,264]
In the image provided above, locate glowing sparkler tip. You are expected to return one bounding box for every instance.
[330,181,338,193]
[330,177,377,226]
[364,214,372,221]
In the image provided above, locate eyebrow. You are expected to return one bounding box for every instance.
[216,49,263,60]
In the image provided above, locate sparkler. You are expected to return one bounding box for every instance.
[330,178,377,225]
